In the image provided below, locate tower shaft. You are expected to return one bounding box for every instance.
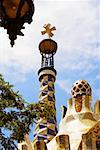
[34,68,57,143]
[34,24,58,146]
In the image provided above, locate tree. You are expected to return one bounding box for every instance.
[0,74,55,150]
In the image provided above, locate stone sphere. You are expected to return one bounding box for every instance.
[71,80,92,98]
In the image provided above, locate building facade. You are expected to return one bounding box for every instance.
[18,25,100,150]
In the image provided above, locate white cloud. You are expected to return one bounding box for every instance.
[57,79,73,94]
[0,0,99,81]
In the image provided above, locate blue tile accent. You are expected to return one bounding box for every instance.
[42,91,47,96]
[47,118,55,124]
[48,75,53,81]
[39,124,47,129]
[48,95,53,101]
[48,86,53,91]
[34,133,37,137]
[42,82,48,86]
[47,128,56,136]
[38,135,47,141]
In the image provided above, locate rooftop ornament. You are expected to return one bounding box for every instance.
[0,0,34,47]
[41,23,56,39]
[39,23,57,69]
[39,23,57,55]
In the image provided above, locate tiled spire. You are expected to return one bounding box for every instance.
[33,24,58,145]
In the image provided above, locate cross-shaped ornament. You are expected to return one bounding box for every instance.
[41,23,56,38]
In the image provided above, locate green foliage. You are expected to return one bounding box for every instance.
[0,74,56,149]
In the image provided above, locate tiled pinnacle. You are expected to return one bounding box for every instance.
[34,23,57,144]
[34,74,57,143]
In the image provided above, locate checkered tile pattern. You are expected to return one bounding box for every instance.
[39,75,55,102]
[34,75,57,143]
[34,118,57,143]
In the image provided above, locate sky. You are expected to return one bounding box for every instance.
[0,0,100,140]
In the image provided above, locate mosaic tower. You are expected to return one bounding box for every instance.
[33,24,58,145]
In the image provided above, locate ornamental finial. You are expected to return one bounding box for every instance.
[41,23,56,38]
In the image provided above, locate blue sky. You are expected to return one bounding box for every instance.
[0,0,100,140]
